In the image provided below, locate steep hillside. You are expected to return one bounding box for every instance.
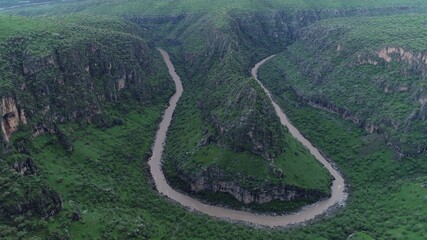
[0,15,173,152]
[140,4,427,208]
[131,12,334,208]
[0,15,174,238]
[259,14,427,157]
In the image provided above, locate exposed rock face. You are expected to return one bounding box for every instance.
[117,78,126,90]
[32,187,63,219]
[359,46,427,78]
[0,159,62,220]
[360,46,427,116]
[372,47,427,120]
[0,187,62,219]
[377,46,427,64]
[11,156,37,175]
[183,167,328,204]
[0,35,171,145]
[0,97,26,142]
[0,30,172,225]
[304,97,380,134]
[358,47,427,142]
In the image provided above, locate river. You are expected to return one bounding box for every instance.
[148,49,347,228]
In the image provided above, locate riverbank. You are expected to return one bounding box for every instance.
[148,49,347,228]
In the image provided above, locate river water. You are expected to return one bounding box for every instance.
[148,50,347,228]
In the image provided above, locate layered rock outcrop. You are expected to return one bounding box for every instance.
[10,155,37,175]
[0,35,172,147]
[0,97,26,142]
[187,167,328,204]
[0,26,173,224]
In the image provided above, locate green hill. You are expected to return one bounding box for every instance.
[259,13,427,156]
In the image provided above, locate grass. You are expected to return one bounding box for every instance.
[187,142,331,192]
[0,14,144,56]
[257,13,427,156]
[30,105,164,239]
[257,49,427,239]
[189,145,273,180]
[6,77,425,239]
[7,0,427,17]
[1,1,427,239]
[349,232,375,240]
[2,65,427,239]
[0,0,60,9]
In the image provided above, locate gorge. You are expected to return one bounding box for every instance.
[149,49,346,227]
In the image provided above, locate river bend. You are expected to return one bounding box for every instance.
[148,50,347,228]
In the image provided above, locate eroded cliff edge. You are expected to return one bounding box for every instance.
[0,19,173,224]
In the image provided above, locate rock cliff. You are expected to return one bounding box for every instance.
[0,21,173,224]
[0,33,172,150]
[260,17,427,157]
[185,167,328,204]
[0,97,26,142]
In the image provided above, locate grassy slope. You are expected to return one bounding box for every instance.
[9,0,427,15]
[5,64,426,239]
[0,14,145,56]
[31,107,163,239]
[186,141,330,192]
[261,13,427,154]
[161,59,332,198]
[257,61,427,239]
[0,0,62,8]
[3,0,426,198]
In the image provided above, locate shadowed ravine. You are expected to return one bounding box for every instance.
[148,49,347,228]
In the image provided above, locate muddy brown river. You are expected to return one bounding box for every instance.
[148,49,347,228]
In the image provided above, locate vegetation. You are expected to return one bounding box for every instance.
[156,16,333,208]
[7,0,427,17]
[1,0,427,239]
[186,144,330,191]
[259,13,427,155]
[0,0,61,9]
[256,67,427,239]
[0,15,147,56]
[2,68,426,239]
